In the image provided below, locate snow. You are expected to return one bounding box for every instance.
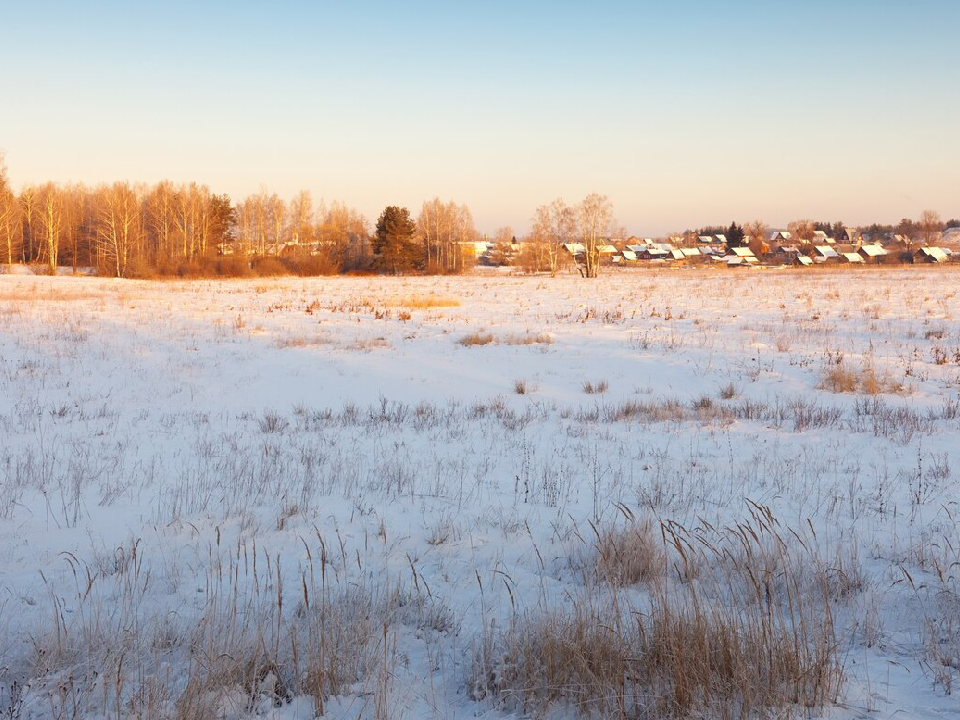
[1,267,959,719]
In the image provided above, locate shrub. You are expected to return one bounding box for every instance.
[459,332,495,346]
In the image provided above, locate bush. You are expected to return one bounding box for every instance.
[252,256,288,277]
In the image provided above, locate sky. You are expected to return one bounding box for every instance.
[1,0,958,236]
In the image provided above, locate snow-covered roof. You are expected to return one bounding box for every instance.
[732,247,755,257]
[815,245,840,258]
[842,253,863,263]
[797,255,813,265]
[681,248,700,257]
[622,250,637,261]
[671,249,686,260]
[697,236,713,243]
[859,243,887,257]
[563,243,586,254]
[919,246,948,262]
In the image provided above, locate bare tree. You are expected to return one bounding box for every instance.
[745,220,769,255]
[35,183,64,273]
[290,190,314,245]
[19,187,36,263]
[532,198,576,276]
[317,201,368,271]
[578,193,612,278]
[919,209,941,243]
[787,219,815,243]
[267,194,287,255]
[97,182,141,277]
[144,181,176,265]
[0,152,21,264]
[417,198,476,273]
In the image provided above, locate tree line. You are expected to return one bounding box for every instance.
[0,154,489,277]
[0,154,624,278]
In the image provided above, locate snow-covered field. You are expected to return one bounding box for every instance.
[1,268,959,719]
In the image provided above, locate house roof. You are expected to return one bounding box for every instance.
[919,246,948,261]
[698,236,713,243]
[681,247,700,257]
[732,247,755,257]
[859,243,887,257]
[797,255,814,265]
[842,253,863,263]
[563,243,586,254]
[815,245,840,258]
[622,250,637,260]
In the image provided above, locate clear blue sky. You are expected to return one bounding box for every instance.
[2,1,958,235]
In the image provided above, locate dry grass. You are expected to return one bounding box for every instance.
[21,540,455,720]
[387,294,460,308]
[820,361,907,394]
[459,331,495,346]
[275,334,332,348]
[582,379,609,394]
[475,509,845,719]
[503,332,553,345]
[514,379,534,395]
[459,330,553,347]
[587,516,664,586]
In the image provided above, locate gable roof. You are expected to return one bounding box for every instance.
[918,246,948,261]
[859,243,887,257]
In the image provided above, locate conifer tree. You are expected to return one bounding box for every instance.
[373,206,421,274]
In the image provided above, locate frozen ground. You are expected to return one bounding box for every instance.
[0,268,959,719]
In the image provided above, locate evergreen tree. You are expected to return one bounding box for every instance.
[373,206,421,274]
[209,194,236,247]
[726,221,745,247]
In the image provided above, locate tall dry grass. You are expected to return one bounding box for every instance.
[474,506,845,719]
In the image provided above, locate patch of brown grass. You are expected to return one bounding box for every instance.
[459,331,495,346]
[503,332,553,345]
[589,517,664,586]
[388,294,460,308]
[475,509,845,719]
[275,334,332,348]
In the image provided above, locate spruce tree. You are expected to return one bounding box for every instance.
[374,206,421,274]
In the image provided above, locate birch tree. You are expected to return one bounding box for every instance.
[0,154,20,264]
[577,193,612,278]
[35,183,64,272]
[97,182,141,277]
